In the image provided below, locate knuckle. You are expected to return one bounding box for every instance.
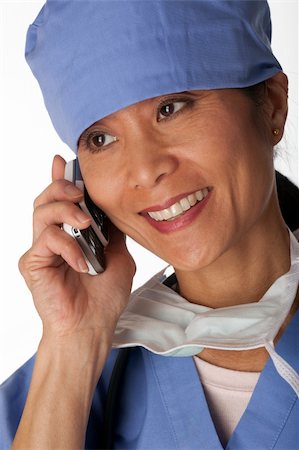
[32,204,42,222]
[18,253,26,274]
[33,194,42,210]
[18,250,31,275]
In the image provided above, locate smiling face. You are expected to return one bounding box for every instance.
[77,85,284,271]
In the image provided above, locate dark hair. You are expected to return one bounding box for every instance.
[241,81,274,142]
[276,171,299,232]
[243,81,266,107]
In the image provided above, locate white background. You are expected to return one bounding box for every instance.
[0,1,298,383]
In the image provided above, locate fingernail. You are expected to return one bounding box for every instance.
[64,184,83,197]
[76,211,91,223]
[78,259,89,273]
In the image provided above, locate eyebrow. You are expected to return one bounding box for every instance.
[79,90,196,139]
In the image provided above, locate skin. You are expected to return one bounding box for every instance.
[78,72,293,369]
[13,72,296,448]
[78,74,289,299]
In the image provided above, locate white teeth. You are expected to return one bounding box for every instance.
[160,209,173,220]
[147,187,210,221]
[187,194,197,206]
[195,190,203,202]
[180,197,191,211]
[152,211,164,221]
[170,203,183,216]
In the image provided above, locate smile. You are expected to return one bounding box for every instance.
[147,188,210,221]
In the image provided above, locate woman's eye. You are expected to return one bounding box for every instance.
[157,101,188,121]
[88,132,117,150]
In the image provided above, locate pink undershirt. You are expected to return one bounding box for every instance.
[193,356,260,447]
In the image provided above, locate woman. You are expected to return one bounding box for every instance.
[1,1,298,449]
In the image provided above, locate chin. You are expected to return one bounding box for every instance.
[172,253,218,272]
[156,238,223,272]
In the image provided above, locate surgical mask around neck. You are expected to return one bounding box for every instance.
[113,229,299,395]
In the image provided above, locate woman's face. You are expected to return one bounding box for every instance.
[78,88,275,271]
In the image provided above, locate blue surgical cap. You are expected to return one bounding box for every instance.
[25,0,282,153]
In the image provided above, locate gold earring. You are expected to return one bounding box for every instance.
[273,128,280,136]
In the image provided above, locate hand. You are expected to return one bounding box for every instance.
[19,155,136,340]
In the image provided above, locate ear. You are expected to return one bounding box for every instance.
[264,72,288,144]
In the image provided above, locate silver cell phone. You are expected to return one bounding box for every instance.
[63,158,109,275]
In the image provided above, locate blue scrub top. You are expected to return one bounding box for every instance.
[1,309,299,449]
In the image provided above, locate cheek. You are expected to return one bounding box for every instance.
[198,111,273,182]
[81,164,123,216]
[188,114,274,226]
[179,108,249,167]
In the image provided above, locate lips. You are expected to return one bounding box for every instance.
[149,188,210,221]
[139,187,212,233]
[140,187,211,221]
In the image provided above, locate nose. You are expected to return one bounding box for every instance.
[126,133,179,189]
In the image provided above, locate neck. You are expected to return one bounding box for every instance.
[175,207,291,309]
[174,196,296,371]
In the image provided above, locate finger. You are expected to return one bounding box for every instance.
[52,154,66,182]
[33,200,91,242]
[34,179,83,210]
[20,225,89,280]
